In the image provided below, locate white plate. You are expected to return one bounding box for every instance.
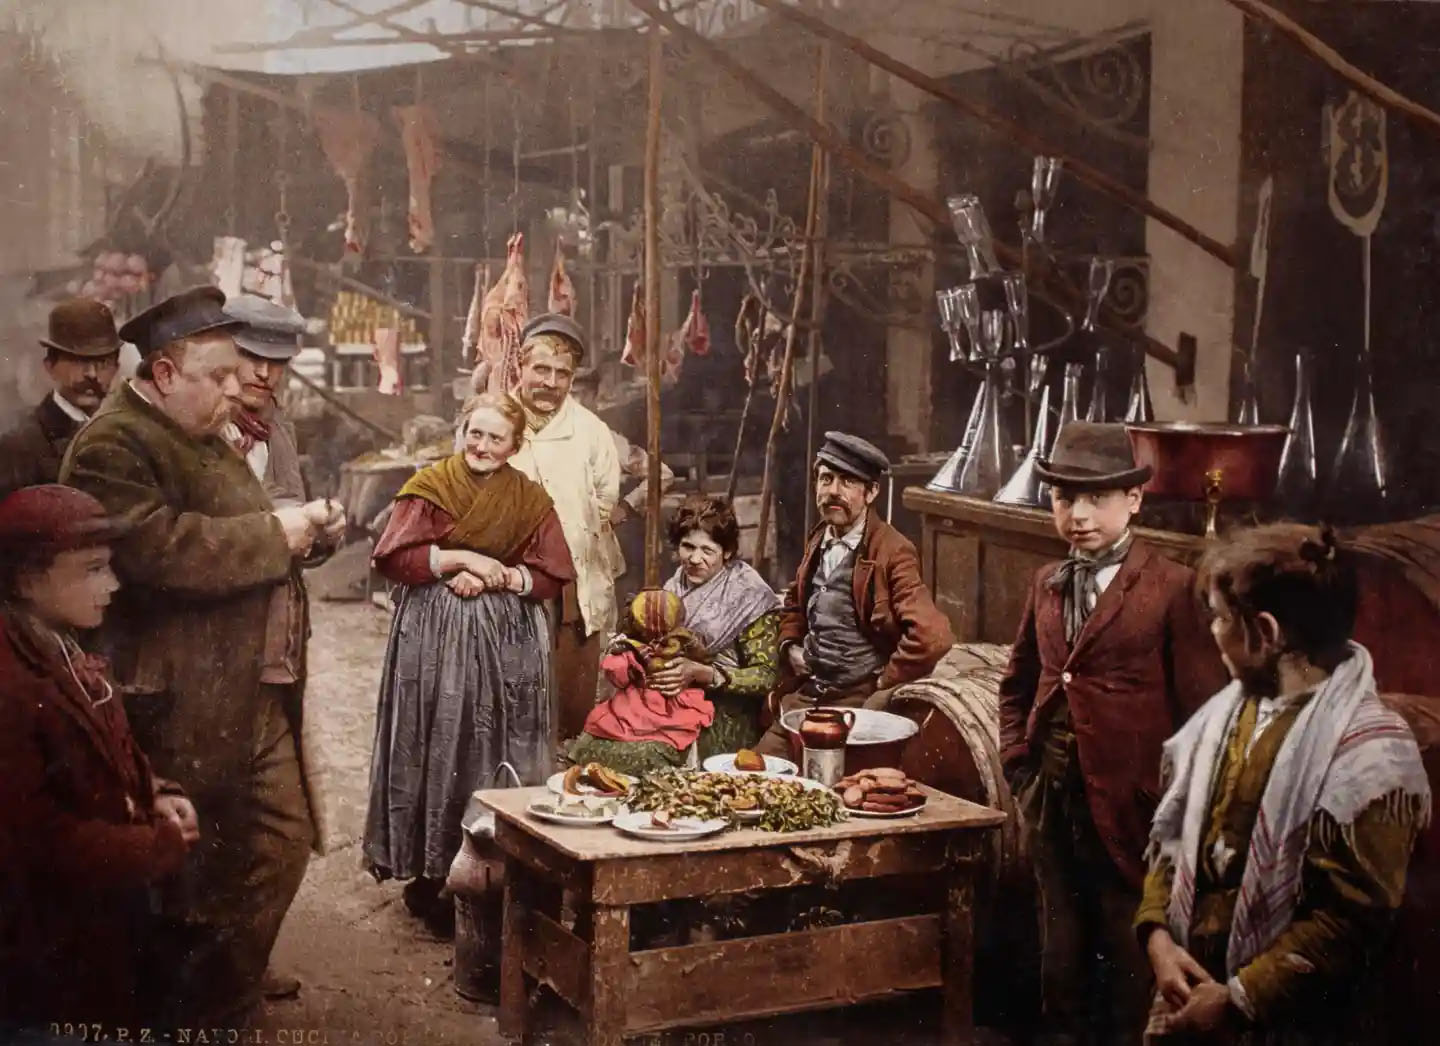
[703,753,798,776]
[547,770,635,799]
[841,799,927,819]
[612,810,728,841]
[525,798,619,827]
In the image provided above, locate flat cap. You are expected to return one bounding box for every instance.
[520,312,586,362]
[224,294,305,361]
[118,285,242,355]
[815,431,890,484]
[0,484,131,554]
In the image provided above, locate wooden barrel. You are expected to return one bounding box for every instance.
[888,662,1019,887]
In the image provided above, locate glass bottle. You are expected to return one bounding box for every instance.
[946,195,1001,280]
[1326,348,1388,520]
[929,314,1016,497]
[1234,355,1261,425]
[1274,352,1317,518]
[1051,363,1084,457]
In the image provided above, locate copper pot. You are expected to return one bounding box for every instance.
[1125,422,1289,502]
[798,708,854,749]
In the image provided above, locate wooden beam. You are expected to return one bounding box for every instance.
[628,0,1183,371]
[1223,0,1440,141]
[643,24,665,587]
[748,0,1238,270]
[756,40,828,578]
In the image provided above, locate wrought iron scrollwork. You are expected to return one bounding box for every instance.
[858,107,913,167]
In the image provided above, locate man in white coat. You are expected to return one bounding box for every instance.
[509,313,622,739]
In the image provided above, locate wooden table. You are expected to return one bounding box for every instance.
[478,784,1006,1045]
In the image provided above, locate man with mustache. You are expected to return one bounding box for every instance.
[0,298,121,500]
[508,314,621,740]
[59,286,339,1028]
[754,431,952,757]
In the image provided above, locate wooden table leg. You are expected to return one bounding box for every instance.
[499,857,530,1040]
[586,904,631,1046]
[942,843,978,1044]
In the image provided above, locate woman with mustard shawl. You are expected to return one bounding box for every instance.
[363,393,574,927]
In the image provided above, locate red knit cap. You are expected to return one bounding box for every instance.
[0,485,129,553]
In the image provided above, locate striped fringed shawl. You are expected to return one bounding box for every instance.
[1148,642,1431,976]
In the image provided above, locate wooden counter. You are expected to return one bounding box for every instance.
[902,487,1204,645]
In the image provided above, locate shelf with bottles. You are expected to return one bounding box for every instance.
[325,289,426,347]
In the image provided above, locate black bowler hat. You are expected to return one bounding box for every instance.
[40,298,121,358]
[223,294,305,361]
[520,312,586,362]
[118,286,242,356]
[815,431,890,484]
[1036,421,1152,491]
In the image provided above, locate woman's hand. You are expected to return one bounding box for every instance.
[447,570,486,598]
[462,552,509,589]
[650,658,714,697]
[154,795,201,846]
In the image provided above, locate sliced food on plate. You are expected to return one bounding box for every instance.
[548,762,635,797]
[834,767,927,816]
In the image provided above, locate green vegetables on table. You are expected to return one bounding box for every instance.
[626,770,844,833]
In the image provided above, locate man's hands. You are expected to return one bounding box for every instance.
[274,499,346,556]
[650,658,714,697]
[785,644,811,679]
[154,795,201,846]
[610,501,633,526]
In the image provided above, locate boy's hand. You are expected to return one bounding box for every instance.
[1147,927,1214,1010]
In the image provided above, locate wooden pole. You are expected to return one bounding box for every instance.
[642,24,664,587]
[1223,0,1440,141]
[725,298,762,504]
[631,0,1184,374]
[748,0,1238,269]
[755,41,828,579]
[803,117,831,536]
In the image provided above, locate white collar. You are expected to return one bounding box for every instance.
[50,391,89,424]
[824,512,867,550]
[128,379,157,407]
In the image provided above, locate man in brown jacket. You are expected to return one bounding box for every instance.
[998,422,1227,1046]
[756,431,953,756]
[59,286,343,1027]
[0,298,121,500]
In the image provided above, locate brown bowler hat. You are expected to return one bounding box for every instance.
[1035,421,1153,491]
[40,298,121,358]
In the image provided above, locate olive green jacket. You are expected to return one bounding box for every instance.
[59,382,295,814]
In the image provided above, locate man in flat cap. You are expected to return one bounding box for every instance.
[218,293,341,1001]
[507,313,622,740]
[755,431,953,756]
[0,298,122,500]
[59,286,343,1027]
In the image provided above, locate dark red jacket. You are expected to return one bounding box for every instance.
[998,540,1228,886]
[778,514,954,693]
[0,613,187,1028]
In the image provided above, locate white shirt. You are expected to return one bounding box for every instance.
[819,512,867,578]
[50,391,88,424]
[219,421,270,483]
[1079,530,1129,612]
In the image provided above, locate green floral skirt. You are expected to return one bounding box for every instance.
[565,693,761,777]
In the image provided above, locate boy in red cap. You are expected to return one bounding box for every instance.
[0,484,199,1033]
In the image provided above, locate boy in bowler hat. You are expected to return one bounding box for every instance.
[998,421,1227,1044]
[755,430,953,756]
[0,298,122,499]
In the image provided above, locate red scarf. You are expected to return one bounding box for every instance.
[230,408,273,454]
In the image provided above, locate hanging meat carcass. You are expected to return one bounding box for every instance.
[476,233,529,394]
[547,237,576,316]
[659,290,710,386]
[621,282,646,368]
[393,104,441,254]
[463,263,490,394]
[312,105,382,257]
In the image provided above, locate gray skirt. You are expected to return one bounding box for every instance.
[363,581,553,881]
